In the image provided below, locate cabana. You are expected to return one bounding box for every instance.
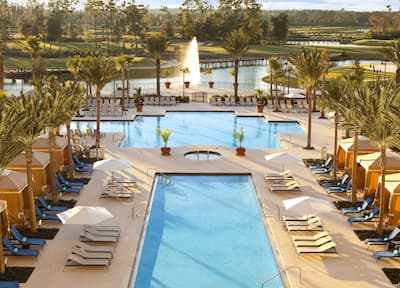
[33,135,68,171]
[6,151,50,196]
[357,151,400,197]
[337,136,379,173]
[378,173,400,226]
[0,170,27,224]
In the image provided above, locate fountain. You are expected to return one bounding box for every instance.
[182,37,201,85]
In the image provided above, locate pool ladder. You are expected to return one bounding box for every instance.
[146,168,171,184]
[260,266,302,287]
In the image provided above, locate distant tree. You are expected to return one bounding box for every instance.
[120,1,149,40]
[0,0,10,91]
[23,35,41,81]
[382,39,400,85]
[46,11,63,41]
[271,13,289,44]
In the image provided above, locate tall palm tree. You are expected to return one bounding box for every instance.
[382,39,400,85]
[223,30,249,100]
[268,57,282,111]
[80,51,116,159]
[115,55,133,111]
[288,48,327,149]
[356,80,400,236]
[67,55,83,116]
[23,36,41,81]
[5,92,46,233]
[143,34,169,98]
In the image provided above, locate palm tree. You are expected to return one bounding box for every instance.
[143,34,169,98]
[355,80,400,236]
[80,51,116,159]
[322,77,350,182]
[268,57,282,111]
[67,55,83,116]
[23,36,41,81]
[382,39,400,85]
[223,30,249,100]
[5,92,47,233]
[35,78,85,202]
[288,48,327,149]
[115,55,133,111]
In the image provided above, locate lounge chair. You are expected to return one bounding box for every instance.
[286,221,324,232]
[373,248,400,260]
[84,227,120,238]
[312,162,333,175]
[322,174,350,188]
[294,236,333,247]
[80,231,118,243]
[365,227,400,246]
[0,281,19,288]
[327,180,352,194]
[71,247,112,260]
[100,190,133,199]
[57,173,85,188]
[56,178,81,194]
[35,206,62,222]
[309,158,332,169]
[75,242,114,253]
[341,197,373,215]
[347,207,380,224]
[85,225,121,234]
[291,231,330,241]
[2,237,39,257]
[265,170,294,181]
[10,226,46,247]
[295,241,337,253]
[37,196,68,212]
[285,217,322,227]
[283,214,318,221]
[270,181,301,192]
[73,164,93,174]
[73,154,93,168]
[66,253,110,267]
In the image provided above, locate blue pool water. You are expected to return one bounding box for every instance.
[133,175,283,288]
[72,111,303,148]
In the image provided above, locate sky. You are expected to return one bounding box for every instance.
[8,0,400,11]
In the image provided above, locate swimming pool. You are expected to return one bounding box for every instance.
[72,111,303,148]
[132,174,283,288]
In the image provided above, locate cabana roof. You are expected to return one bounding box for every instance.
[339,136,379,152]
[358,151,400,172]
[378,173,400,194]
[0,170,27,191]
[33,135,67,149]
[7,151,50,168]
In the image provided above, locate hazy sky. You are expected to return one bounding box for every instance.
[8,0,400,11]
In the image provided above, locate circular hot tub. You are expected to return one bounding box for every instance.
[184,150,222,160]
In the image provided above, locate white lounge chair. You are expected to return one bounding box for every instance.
[80,231,118,243]
[71,247,113,260]
[84,227,120,238]
[85,225,121,233]
[294,236,333,247]
[283,214,318,221]
[291,231,330,241]
[75,242,114,253]
[270,181,301,192]
[295,241,337,253]
[286,221,324,232]
[285,217,322,227]
[66,253,110,266]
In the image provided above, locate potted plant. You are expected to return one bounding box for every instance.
[134,87,144,112]
[182,67,190,88]
[203,67,214,88]
[255,88,264,113]
[163,68,171,88]
[233,128,246,156]
[156,128,173,156]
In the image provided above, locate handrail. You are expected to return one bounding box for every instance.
[146,167,157,177]
[261,266,301,288]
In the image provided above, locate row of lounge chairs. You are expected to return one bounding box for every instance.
[209,95,257,106]
[265,170,301,192]
[143,95,177,105]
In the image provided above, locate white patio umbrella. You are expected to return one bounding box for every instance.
[283,196,334,217]
[93,158,133,171]
[57,206,113,225]
[284,93,306,99]
[265,152,302,172]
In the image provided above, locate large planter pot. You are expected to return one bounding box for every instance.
[165,82,171,89]
[184,81,190,88]
[257,103,264,113]
[135,103,143,112]
[161,147,171,156]
[208,81,214,88]
[236,147,246,156]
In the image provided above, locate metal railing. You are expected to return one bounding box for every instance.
[261,266,302,287]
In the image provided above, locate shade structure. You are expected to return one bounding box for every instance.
[337,136,379,171]
[378,173,400,226]
[93,159,133,171]
[284,93,306,99]
[283,196,334,216]
[57,206,113,225]
[265,152,302,172]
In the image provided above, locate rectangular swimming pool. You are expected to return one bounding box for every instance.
[70,111,303,148]
[132,174,283,288]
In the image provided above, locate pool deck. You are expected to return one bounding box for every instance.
[13,102,398,288]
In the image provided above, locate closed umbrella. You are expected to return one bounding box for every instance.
[57,206,113,225]
[265,152,302,172]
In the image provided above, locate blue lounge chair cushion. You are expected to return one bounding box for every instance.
[342,197,373,215]
[73,164,93,174]
[37,196,68,212]
[10,226,46,247]
[2,237,39,257]
[0,281,19,288]
[327,180,352,194]
[57,173,85,187]
[347,207,379,224]
[323,174,350,188]
[56,179,81,194]
[365,227,400,244]
[374,248,400,260]
[73,155,94,168]
[35,206,62,222]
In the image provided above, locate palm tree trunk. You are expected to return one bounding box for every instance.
[96,89,101,160]
[396,67,400,85]
[121,70,126,111]
[31,55,36,81]
[351,131,359,204]
[305,89,313,149]
[233,57,239,99]
[25,148,38,233]
[377,147,386,236]
[156,58,161,97]
[333,112,339,182]
[48,128,58,203]
[66,119,74,179]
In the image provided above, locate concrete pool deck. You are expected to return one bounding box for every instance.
[12,102,398,288]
